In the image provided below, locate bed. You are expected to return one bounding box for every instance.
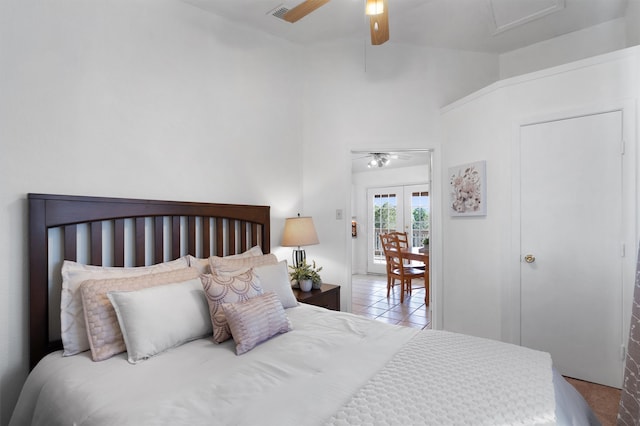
[10,193,600,425]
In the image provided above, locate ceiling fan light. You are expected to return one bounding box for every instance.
[365,0,384,16]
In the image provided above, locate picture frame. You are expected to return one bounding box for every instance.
[448,160,487,216]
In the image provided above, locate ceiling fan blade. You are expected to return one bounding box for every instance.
[369,0,389,45]
[283,0,331,23]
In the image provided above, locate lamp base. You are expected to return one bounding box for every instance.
[292,249,306,268]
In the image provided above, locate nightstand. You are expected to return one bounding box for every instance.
[293,283,341,311]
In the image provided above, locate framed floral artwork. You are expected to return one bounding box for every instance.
[448,160,487,216]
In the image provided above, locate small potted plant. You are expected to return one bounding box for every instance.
[289,260,323,292]
[419,237,429,253]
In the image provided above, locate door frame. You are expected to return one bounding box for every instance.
[507,101,637,350]
[347,148,442,329]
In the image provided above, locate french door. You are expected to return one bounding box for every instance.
[367,184,429,274]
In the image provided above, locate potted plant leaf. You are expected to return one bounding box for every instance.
[289,260,323,292]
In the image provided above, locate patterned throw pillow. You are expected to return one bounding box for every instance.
[187,245,263,274]
[208,253,278,277]
[223,292,292,355]
[200,271,263,343]
[81,267,201,361]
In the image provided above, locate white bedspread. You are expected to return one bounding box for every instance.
[327,330,556,425]
[11,304,557,426]
[11,304,417,426]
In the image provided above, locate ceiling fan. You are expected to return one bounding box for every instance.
[355,152,409,168]
[280,0,389,45]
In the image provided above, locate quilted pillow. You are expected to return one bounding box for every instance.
[223,292,292,355]
[108,278,212,364]
[209,253,277,276]
[80,267,201,361]
[187,245,263,274]
[200,271,263,343]
[253,261,298,309]
[60,257,189,356]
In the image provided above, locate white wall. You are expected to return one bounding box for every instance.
[627,0,640,46]
[499,18,628,79]
[441,47,640,342]
[351,164,430,274]
[0,1,304,423]
[298,41,499,313]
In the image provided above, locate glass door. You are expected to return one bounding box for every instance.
[407,186,430,250]
[367,184,429,274]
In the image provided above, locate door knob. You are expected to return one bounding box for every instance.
[524,254,536,263]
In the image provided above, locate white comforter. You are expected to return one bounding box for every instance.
[11,304,557,426]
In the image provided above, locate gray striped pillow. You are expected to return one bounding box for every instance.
[222,292,292,355]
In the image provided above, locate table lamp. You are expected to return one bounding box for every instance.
[281,214,319,267]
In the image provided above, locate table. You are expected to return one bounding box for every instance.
[292,283,341,311]
[395,247,429,305]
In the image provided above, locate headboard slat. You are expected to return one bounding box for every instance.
[171,217,180,259]
[154,217,163,264]
[240,221,247,253]
[203,217,211,258]
[28,193,270,369]
[216,219,224,256]
[251,223,258,248]
[64,225,77,261]
[135,218,145,267]
[90,222,102,266]
[114,219,125,267]
[188,217,196,257]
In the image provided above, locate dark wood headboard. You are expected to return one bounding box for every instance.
[28,193,270,369]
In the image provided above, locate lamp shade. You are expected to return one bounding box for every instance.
[281,216,319,247]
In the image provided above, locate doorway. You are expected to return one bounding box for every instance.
[518,110,624,388]
[350,150,431,277]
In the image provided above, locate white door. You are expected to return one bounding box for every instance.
[367,184,429,274]
[520,111,623,387]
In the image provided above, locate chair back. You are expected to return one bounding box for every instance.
[388,231,409,249]
[379,232,403,271]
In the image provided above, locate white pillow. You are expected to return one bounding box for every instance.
[253,261,298,309]
[60,257,190,356]
[108,278,212,364]
[187,245,263,274]
[80,267,201,362]
[223,292,292,355]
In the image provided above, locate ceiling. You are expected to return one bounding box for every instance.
[181,0,631,172]
[183,0,630,53]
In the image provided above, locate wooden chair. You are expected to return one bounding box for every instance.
[380,233,424,303]
[379,231,410,290]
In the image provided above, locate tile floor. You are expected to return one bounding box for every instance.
[351,274,431,330]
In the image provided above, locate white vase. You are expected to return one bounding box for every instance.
[299,279,313,292]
